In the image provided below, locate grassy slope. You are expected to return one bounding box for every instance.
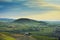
[32,36,58,40]
[0,19,60,40]
[0,33,16,40]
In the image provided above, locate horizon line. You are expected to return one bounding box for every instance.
[0,17,60,21]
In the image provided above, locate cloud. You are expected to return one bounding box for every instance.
[0,0,60,20]
[2,10,60,20]
[1,0,60,10]
[41,3,60,10]
[0,0,52,13]
[45,0,60,5]
[0,0,60,13]
[0,11,44,19]
[24,0,60,10]
[21,11,60,20]
[0,0,26,2]
[0,0,13,2]
[0,9,60,20]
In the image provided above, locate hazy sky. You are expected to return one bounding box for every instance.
[0,0,60,20]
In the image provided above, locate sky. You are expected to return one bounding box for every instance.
[0,0,60,20]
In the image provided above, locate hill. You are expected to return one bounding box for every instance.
[0,18,60,40]
[14,18,39,23]
[13,18,48,25]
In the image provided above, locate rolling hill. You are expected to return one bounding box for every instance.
[13,18,48,25]
[0,18,60,40]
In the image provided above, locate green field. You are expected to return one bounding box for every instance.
[0,18,60,40]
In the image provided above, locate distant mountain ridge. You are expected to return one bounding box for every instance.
[0,18,14,22]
